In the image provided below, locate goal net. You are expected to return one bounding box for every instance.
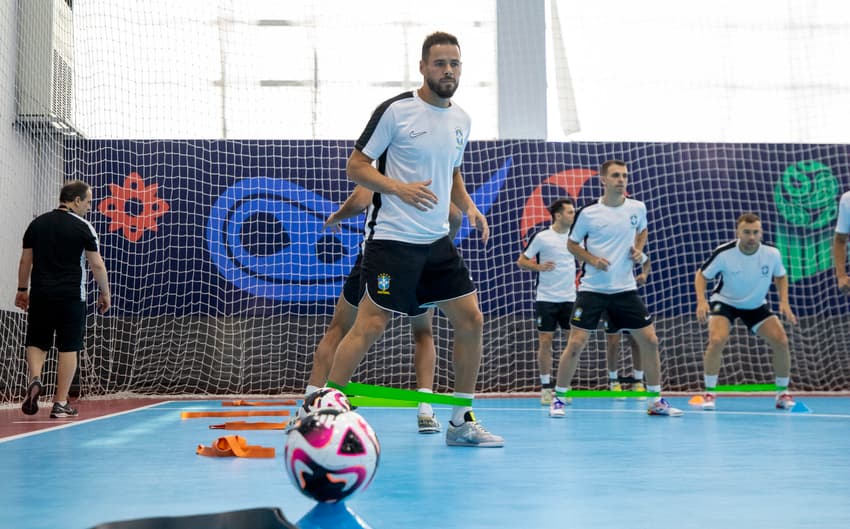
[1,1,849,404]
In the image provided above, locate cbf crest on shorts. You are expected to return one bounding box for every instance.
[377,273,391,295]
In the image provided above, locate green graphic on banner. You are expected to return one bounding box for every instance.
[773,160,839,282]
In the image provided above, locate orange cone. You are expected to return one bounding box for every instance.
[688,395,704,406]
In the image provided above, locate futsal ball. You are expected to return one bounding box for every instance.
[298,387,352,419]
[284,408,381,503]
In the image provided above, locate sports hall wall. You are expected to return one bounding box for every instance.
[3,139,848,401]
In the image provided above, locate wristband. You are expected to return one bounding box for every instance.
[17,287,28,292]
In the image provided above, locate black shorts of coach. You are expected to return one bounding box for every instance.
[536,301,573,332]
[709,301,773,333]
[25,296,86,352]
[570,291,652,332]
[361,236,475,316]
[343,252,428,316]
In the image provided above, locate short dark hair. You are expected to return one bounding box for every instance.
[422,31,460,61]
[600,160,627,176]
[737,212,761,226]
[59,180,90,203]
[548,197,575,221]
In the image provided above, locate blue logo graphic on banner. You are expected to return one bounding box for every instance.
[207,161,511,302]
[206,177,361,301]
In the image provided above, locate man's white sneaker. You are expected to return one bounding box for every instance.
[549,396,568,418]
[418,413,441,434]
[445,412,504,447]
[775,392,796,410]
[647,398,683,417]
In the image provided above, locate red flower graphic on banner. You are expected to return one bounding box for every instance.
[98,172,170,242]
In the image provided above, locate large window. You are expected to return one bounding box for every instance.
[74,1,850,141]
[74,0,498,139]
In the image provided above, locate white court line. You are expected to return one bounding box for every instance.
[466,406,850,420]
[0,401,172,444]
[115,403,850,420]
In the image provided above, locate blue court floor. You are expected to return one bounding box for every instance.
[2,396,849,529]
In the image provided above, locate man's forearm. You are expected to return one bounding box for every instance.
[833,234,848,279]
[694,271,708,303]
[92,268,111,297]
[567,241,594,263]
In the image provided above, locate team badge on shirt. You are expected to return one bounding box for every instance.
[761,265,769,276]
[630,214,638,226]
[377,273,391,295]
[455,127,464,150]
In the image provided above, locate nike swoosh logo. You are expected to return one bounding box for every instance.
[409,130,428,138]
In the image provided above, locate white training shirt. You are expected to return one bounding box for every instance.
[569,198,647,294]
[523,226,577,302]
[836,191,850,235]
[355,90,471,244]
[700,240,787,310]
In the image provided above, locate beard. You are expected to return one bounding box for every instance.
[427,77,458,98]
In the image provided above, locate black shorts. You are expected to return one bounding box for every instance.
[536,301,573,332]
[710,301,773,332]
[25,297,86,352]
[361,236,475,316]
[570,291,652,332]
[344,252,427,316]
[342,253,365,307]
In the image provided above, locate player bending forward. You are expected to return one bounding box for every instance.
[694,212,798,410]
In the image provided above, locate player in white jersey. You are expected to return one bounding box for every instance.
[516,198,577,405]
[833,191,850,295]
[302,185,462,433]
[549,160,682,418]
[326,32,503,448]
[694,212,798,410]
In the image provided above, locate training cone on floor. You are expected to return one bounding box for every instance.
[791,401,811,413]
[688,395,704,406]
[297,502,373,529]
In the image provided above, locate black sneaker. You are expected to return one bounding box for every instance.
[22,379,43,415]
[50,401,79,418]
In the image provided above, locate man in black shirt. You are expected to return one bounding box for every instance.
[16,180,111,418]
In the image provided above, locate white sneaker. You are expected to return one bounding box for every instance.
[647,398,683,417]
[702,392,717,411]
[445,412,504,447]
[549,396,568,418]
[775,392,795,410]
[418,413,441,434]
